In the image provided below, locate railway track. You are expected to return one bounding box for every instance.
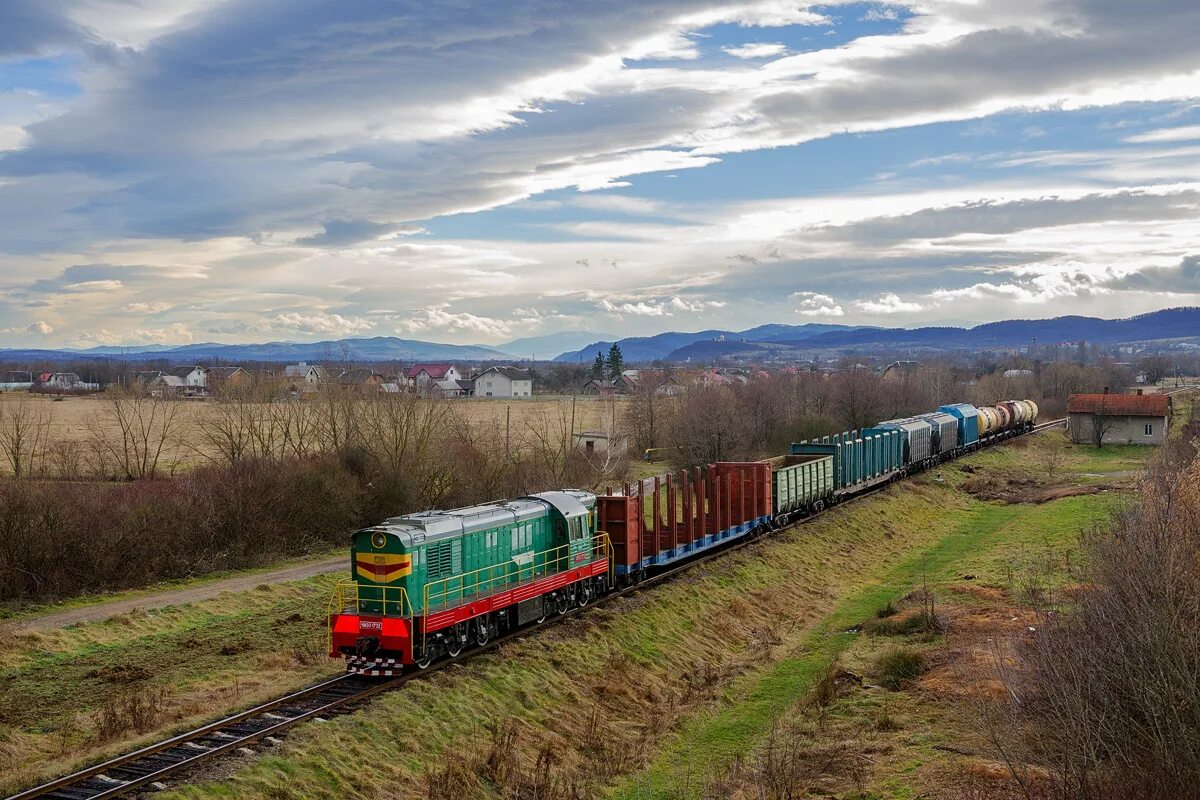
[5,418,1068,800]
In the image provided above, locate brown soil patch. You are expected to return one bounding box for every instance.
[963,473,1123,504]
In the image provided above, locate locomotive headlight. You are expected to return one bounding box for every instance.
[371,531,388,549]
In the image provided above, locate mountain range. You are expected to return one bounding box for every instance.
[1,309,1197,366]
[556,308,1200,362]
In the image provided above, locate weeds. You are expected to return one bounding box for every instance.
[873,646,927,690]
[92,686,168,743]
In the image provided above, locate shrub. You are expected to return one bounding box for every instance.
[1007,432,1200,799]
[873,646,926,690]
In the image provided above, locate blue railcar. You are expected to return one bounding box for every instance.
[792,427,902,492]
[938,403,980,446]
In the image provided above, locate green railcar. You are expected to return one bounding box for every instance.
[349,490,598,616]
[770,452,834,516]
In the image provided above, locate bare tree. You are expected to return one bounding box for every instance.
[1089,395,1117,448]
[1138,353,1172,386]
[830,368,884,431]
[87,388,185,479]
[1041,433,1067,480]
[624,372,671,453]
[0,397,53,477]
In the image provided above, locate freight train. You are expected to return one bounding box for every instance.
[328,399,1038,674]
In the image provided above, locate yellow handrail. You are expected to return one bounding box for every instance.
[327,534,613,659]
[422,533,611,615]
[326,582,414,655]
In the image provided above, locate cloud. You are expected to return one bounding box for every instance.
[296,219,425,248]
[71,323,195,346]
[722,42,788,59]
[395,305,516,339]
[121,301,173,314]
[1124,125,1200,144]
[269,312,375,337]
[861,7,901,22]
[2,1,1200,343]
[792,291,845,317]
[599,295,725,317]
[1101,255,1200,292]
[26,320,52,334]
[855,293,923,314]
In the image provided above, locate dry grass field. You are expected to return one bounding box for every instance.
[0,391,627,476]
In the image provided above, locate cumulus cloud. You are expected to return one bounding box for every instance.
[395,305,515,338]
[26,320,53,334]
[792,291,845,317]
[269,312,375,337]
[1101,255,1200,292]
[71,323,195,346]
[599,296,725,317]
[855,293,924,314]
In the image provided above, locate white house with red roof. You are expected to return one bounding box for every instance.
[406,363,464,395]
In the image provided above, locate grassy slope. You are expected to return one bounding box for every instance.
[151,433,1145,800]
[0,574,343,793]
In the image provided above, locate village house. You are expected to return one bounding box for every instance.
[338,368,385,391]
[406,363,464,395]
[1067,389,1171,445]
[582,378,615,396]
[283,361,324,386]
[474,366,533,398]
[149,374,186,396]
[208,366,249,386]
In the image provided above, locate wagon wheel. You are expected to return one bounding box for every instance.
[556,589,573,615]
[577,580,593,608]
[445,622,467,658]
[474,617,492,646]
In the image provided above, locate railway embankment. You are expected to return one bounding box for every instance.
[62,430,1143,800]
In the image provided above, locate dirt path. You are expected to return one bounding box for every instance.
[13,557,347,631]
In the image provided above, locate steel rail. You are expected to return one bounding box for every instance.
[5,417,1067,800]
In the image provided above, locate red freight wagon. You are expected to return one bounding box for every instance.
[597,461,774,581]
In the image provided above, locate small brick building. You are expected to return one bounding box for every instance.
[1067,390,1171,446]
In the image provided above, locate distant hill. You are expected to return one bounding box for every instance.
[495,330,616,359]
[776,307,1200,351]
[0,336,511,364]
[554,323,870,362]
[4,309,1196,367]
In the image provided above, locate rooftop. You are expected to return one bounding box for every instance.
[1067,392,1170,416]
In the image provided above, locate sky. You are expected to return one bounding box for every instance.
[0,0,1199,349]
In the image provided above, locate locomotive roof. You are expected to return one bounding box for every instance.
[360,490,596,546]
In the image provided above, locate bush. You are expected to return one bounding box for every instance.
[873,646,926,690]
[0,455,369,602]
[1008,433,1200,799]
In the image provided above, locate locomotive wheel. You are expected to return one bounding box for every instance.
[446,623,467,658]
[474,617,492,646]
[556,589,572,615]
[577,581,593,607]
[414,648,434,670]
